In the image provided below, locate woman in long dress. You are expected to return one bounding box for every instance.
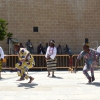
[45,40,57,77]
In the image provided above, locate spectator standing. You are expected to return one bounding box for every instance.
[63,44,72,55]
[19,43,24,48]
[37,42,45,54]
[25,39,34,54]
[44,43,48,54]
[65,45,69,54]
[57,44,62,54]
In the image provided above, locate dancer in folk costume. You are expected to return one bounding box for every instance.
[14,44,35,83]
[45,40,57,77]
[0,47,4,78]
[74,43,100,83]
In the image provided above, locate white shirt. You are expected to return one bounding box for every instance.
[45,46,57,59]
[0,47,4,59]
[97,46,100,53]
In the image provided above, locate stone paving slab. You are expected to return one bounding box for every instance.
[0,70,100,100]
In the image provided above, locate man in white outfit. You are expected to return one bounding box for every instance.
[0,47,4,78]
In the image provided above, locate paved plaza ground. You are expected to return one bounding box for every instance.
[0,70,100,100]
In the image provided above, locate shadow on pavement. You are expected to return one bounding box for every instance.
[49,76,63,79]
[90,82,100,87]
[79,82,100,87]
[0,77,17,81]
[18,83,38,89]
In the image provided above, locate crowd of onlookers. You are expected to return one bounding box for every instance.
[17,39,72,55]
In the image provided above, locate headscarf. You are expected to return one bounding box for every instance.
[50,40,55,45]
[83,43,89,47]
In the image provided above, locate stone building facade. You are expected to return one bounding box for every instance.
[0,0,100,54]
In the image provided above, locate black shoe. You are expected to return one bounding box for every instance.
[28,77,34,83]
[74,69,78,73]
[92,76,95,82]
[16,76,25,81]
[88,77,91,83]
[47,73,50,77]
[52,75,56,77]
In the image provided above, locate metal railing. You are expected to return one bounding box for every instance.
[2,54,99,71]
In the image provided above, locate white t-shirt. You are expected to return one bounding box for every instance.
[97,46,100,53]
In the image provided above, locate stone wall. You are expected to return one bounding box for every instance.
[0,0,100,54]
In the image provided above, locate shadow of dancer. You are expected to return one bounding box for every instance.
[87,82,100,87]
[18,83,38,89]
[49,76,63,79]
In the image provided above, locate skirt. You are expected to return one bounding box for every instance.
[46,58,57,71]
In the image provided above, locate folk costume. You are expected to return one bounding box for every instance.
[15,48,35,83]
[45,40,57,77]
[76,43,100,83]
